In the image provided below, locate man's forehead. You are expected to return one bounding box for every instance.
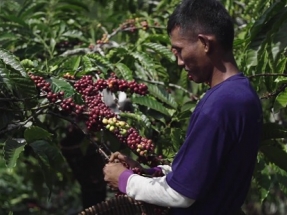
[170,27,195,43]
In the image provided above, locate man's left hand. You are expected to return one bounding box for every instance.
[103,163,128,188]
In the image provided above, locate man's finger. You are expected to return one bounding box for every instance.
[109,151,120,162]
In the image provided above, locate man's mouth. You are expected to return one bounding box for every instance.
[188,74,193,80]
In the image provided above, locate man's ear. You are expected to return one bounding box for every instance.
[198,34,215,53]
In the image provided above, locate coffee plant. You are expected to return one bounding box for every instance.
[1,0,287,214]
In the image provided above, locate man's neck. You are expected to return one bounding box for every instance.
[209,53,240,87]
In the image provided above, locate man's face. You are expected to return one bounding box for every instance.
[170,26,212,83]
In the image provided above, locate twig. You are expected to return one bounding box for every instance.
[0,96,39,102]
[0,108,46,135]
[0,98,25,102]
[248,73,287,79]
[108,26,165,39]
[260,83,287,100]
[60,24,163,57]
[135,77,198,99]
[60,41,119,57]
[60,48,90,57]
[0,107,23,112]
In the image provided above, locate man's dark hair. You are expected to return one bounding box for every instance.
[167,0,234,50]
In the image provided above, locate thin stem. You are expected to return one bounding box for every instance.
[0,108,46,135]
[248,73,287,79]
[135,77,197,99]
[260,83,287,100]
[0,107,23,112]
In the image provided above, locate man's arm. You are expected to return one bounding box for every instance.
[119,170,195,208]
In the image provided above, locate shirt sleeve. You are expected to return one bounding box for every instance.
[126,174,195,208]
[166,111,231,200]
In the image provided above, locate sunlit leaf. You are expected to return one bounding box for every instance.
[132,96,170,116]
[273,88,287,113]
[115,63,133,80]
[146,84,178,109]
[0,48,27,77]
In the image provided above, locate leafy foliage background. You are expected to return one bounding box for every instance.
[1,0,287,214]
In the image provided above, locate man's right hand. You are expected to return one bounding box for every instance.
[109,151,143,170]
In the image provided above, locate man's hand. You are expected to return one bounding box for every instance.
[103,163,128,188]
[109,151,143,170]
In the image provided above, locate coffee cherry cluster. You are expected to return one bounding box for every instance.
[126,128,155,156]
[117,18,153,32]
[55,39,82,53]
[29,73,160,162]
[96,33,109,44]
[47,91,64,103]
[29,74,51,93]
[137,155,164,168]
[29,74,64,103]
[140,20,148,30]
[101,117,155,157]
[74,75,148,96]
[29,74,85,114]
[63,72,75,80]
[119,19,136,31]
[102,117,129,134]
[107,78,148,95]
[73,75,115,131]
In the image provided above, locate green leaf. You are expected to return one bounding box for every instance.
[0,15,29,27]
[260,145,287,172]
[143,43,174,62]
[178,69,188,89]
[171,128,184,149]
[132,96,170,116]
[130,52,157,79]
[21,59,35,68]
[144,34,170,44]
[261,123,287,141]
[245,47,259,69]
[87,54,113,69]
[146,84,178,109]
[72,56,82,71]
[50,77,75,98]
[271,21,287,64]
[30,140,65,170]
[0,33,19,41]
[277,172,287,196]
[274,77,287,85]
[82,55,93,72]
[3,138,26,168]
[0,104,15,130]
[273,88,287,113]
[0,48,27,77]
[0,51,37,103]
[8,71,37,100]
[30,140,64,196]
[115,63,133,80]
[275,58,287,75]
[58,0,90,12]
[134,62,148,79]
[120,112,151,127]
[181,100,196,113]
[24,126,53,144]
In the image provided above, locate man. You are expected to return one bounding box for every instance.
[103,0,263,214]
